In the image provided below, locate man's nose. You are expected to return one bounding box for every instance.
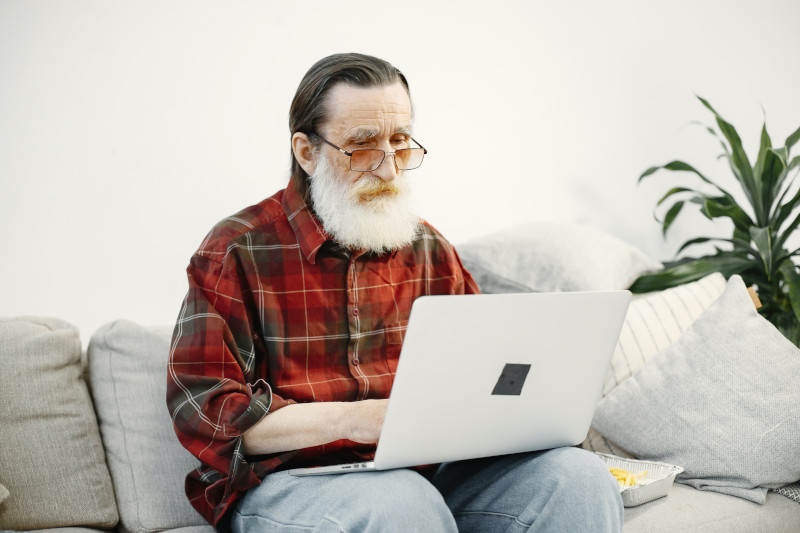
[370,151,399,182]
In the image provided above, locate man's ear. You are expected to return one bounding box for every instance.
[292,132,316,176]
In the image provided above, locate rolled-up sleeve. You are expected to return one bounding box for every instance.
[167,251,293,525]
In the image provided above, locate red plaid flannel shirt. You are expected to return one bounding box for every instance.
[167,184,479,526]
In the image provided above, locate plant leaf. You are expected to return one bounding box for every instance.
[772,163,800,230]
[787,154,800,175]
[697,96,760,219]
[640,160,716,189]
[753,119,772,184]
[786,123,800,153]
[770,157,799,222]
[772,146,789,165]
[662,200,685,237]
[749,226,774,277]
[639,160,744,211]
[776,209,800,250]
[675,236,755,258]
[629,253,752,292]
[774,196,799,235]
[778,261,800,324]
[675,237,716,255]
[774,248,794,266]
[657,187,694,206]
[696,97,752,179]
[701,195,755,233]
[733,226,748,243]
[640,165,661,180]
[760,148,788,221]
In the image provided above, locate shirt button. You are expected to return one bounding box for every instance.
[352,308,359,316]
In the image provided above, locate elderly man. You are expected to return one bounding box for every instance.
[167,53,623,533]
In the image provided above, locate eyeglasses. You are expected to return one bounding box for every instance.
[313,134,427,172]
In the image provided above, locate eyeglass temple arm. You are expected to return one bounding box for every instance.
[314,135,353,156]
[411,137,427,153]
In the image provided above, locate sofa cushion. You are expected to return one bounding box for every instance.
[0,317,118,530]
[457,221,662,293]
[88,320,207,533]
[0,529,111,533]
[582,273,727,456]
[622,482,800,532]
[592,275,800,503]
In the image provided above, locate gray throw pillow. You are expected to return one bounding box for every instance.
[88,320,207,533]
[456,221,661,293]
[582,273,727,456]
[591,275,800,503]
[0,317,118,530]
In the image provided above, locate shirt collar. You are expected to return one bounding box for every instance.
[282,184,329,265]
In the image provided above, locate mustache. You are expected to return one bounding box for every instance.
[353,177,402,201]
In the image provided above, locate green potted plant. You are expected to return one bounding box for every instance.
[632,96,800,346]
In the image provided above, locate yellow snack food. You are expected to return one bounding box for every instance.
[608,467,648,487]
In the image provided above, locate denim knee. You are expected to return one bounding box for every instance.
[233,469,457,533]
[345,469,457,533]
[431,448,623,532]
[528,447,624,530]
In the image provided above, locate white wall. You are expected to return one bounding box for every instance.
[2,0,799,342]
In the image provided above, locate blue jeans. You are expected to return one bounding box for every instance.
[231,447,623,532]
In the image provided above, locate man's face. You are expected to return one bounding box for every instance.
[317,81,413,191]
[307,81,420,254]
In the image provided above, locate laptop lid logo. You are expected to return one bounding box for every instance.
[491,363,532,396]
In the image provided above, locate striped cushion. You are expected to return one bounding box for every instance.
[583,273,727,455]
[776,482,800,504]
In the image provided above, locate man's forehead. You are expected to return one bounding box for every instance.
[321,82,412,138]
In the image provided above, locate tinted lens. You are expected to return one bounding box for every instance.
[395,148,425,170]
[350,149,385,171]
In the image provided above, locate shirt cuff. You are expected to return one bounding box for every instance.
[222,379,290,438]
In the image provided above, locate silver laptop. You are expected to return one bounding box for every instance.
[288,290,631,476]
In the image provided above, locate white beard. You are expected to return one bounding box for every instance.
[308,153,421,254]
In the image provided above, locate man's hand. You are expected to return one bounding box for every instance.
[242,399,388,455]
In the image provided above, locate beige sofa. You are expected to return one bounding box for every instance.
[1,222,799,532]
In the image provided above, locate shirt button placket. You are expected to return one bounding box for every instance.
[348,255,370,399]
[347,258,362,373]
[351,307,360,365]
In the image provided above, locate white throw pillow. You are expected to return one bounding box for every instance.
[591,275,800,503]
[456,221,662,294]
